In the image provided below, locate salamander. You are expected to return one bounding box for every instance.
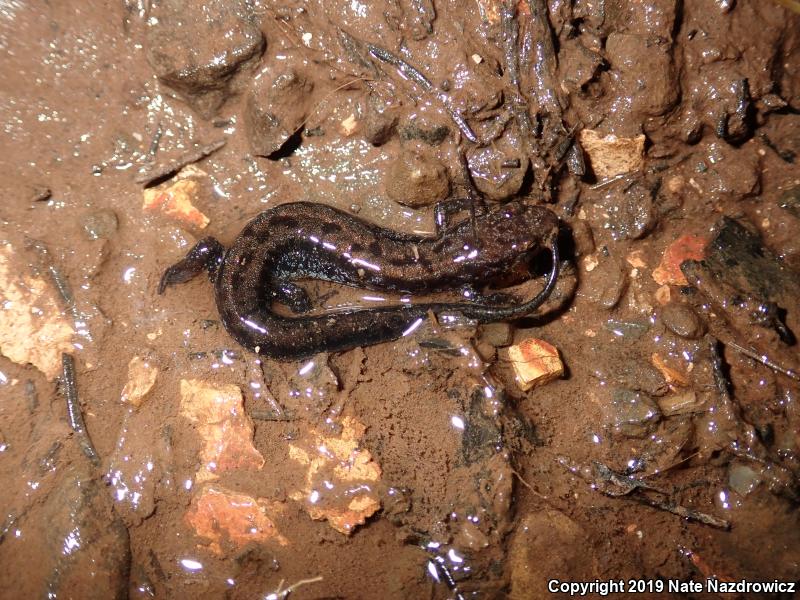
[158,200,560,360]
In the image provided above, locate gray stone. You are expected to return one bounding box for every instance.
[81,209,118,240]
[661,302,705,339]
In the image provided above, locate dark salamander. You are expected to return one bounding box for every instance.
[158,200,560,360]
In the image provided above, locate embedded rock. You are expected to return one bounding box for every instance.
[245,68,314,157]
[146,0,265,118]
[384,149,450,207]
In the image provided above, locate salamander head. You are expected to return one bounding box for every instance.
[475,200,559,257]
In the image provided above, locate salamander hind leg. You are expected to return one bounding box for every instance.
[158,237,224,294]
[459,284,519,306]
[271,281,313,314]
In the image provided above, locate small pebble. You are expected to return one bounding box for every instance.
[474,340,496,362]
[478,322,513,347]
[570,219,595,256]
[583,254,627,309]
[660,302,705,339]
[609,388,661,437]
[363,93,398,146]
[728,463,760,496]
[81,209,119,240]
[508,338,564,391]
[466,144,529,201]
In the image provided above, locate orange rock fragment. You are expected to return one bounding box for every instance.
[0,244,74,379]
[507,338,564,391]
[683,547,736,583]
[626,250,647,269]
[142,179,209,229]
[120,355,158,407]
[179,379,265,482]
[288,417,381,535]
[339,114,358,136]
[475,0,529,23]
[651,353,689,387]
[654,284,671,305]
[186,486,288,555]
[652,235,707,286]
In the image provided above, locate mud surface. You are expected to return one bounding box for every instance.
[1,1,799,598]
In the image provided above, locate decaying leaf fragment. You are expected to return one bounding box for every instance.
[0,244,74,379]
[288,417,381,534]
[179,379,265,482]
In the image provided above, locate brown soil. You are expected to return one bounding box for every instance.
[1,1,799,598]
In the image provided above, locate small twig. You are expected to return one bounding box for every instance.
[707,335,739,422]
[24,379,38,413]
[590,172,630,190]
[708,338,800,501]
[632,495,730,530]
[266,575,323,599]
[26,239,76,315]
[366,43,478,143]
[424,550,465,600]
[589,460,662,496]
[525,0,563,117]
[250,409,296,422]
[0,513,17,545]
[61,353,100,466]
[290,77,371,138]
[336,28,380,78]
[510,468,549,500]
[646,451,700,476]
[135,139,226,185]
[726,340,800,381]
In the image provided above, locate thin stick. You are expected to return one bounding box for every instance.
[726,340,800,381]
[290,77,371,138]
[271,575,323,599]
[26,239,76,315]
[367,43,478,143]
[633,495,730,530]
[135,139,226,185]
[61,353,100,466]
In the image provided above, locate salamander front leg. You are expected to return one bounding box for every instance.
[434,197,487,234]
[158,237,225,294]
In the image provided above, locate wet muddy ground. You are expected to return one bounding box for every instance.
[1,0,799,598]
